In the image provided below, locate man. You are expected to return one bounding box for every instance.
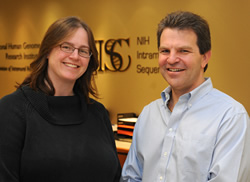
[120,11,250,182]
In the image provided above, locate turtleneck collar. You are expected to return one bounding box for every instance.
[21,86,87,125]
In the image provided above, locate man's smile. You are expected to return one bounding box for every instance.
[167,68,184,72]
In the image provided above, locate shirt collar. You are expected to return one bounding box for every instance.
[161,77,213,108]
[161,86,171,107]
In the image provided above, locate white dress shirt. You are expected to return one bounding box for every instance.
[120,78,250,182]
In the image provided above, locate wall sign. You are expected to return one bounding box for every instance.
[0,36,159,75]
[96,38,131,72]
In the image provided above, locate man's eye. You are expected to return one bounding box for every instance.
[159,49,170,54]
[180,49,189,53]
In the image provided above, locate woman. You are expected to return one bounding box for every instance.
[0,16,121,182]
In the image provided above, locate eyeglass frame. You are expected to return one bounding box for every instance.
[59,42,92,58]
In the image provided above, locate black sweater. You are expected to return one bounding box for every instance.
[0,86,121,182]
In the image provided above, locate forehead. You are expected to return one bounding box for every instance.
[64,27,87,39]
[61,27,89,46]
[160,28,198,47]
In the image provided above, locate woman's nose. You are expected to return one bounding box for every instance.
[69,49,80,59]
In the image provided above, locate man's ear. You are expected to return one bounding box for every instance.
[202,50,211,69]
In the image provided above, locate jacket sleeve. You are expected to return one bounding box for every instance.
[0,92,26,182]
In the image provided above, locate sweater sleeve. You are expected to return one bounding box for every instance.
[93,100,122,182]
[104,109,122,182]
[0,90,27,182]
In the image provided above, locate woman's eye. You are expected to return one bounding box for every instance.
[80,49,87,53]
[79,49,88,54]
[64,46,71,50]
[61,45,71,50]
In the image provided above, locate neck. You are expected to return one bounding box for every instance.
[167,89,184,112]
[168,77,207,110]
[54,89,75,96]
[53,82,75,96]
[167,92,176,112]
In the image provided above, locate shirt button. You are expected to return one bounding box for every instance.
[164,152,167,156]
[159,176,163,180]
[169,128,173,132]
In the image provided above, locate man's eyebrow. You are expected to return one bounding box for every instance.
[159,46,169,50]
[158,45,193,50]
[178,46,193,50]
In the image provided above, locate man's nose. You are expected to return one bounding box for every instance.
[167,52,180,64]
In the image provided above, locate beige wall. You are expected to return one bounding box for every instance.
[0,0,250,123]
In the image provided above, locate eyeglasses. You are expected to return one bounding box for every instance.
[59,43,92,58]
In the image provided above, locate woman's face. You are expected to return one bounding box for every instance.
[47,27,90,88]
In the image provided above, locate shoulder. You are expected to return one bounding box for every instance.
[0,88,27,109]
[140,98,163,114]
[201,88,249,130]
[209,88,247,114]
[0,88,28,126]
[135,98,163,128]
[87,99,113,131]
[88,98,107,111]
[88,98,109,117]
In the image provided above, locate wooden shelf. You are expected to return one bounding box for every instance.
[115,140,131,167]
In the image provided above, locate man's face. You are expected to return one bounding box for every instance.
[158,28,210,95]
